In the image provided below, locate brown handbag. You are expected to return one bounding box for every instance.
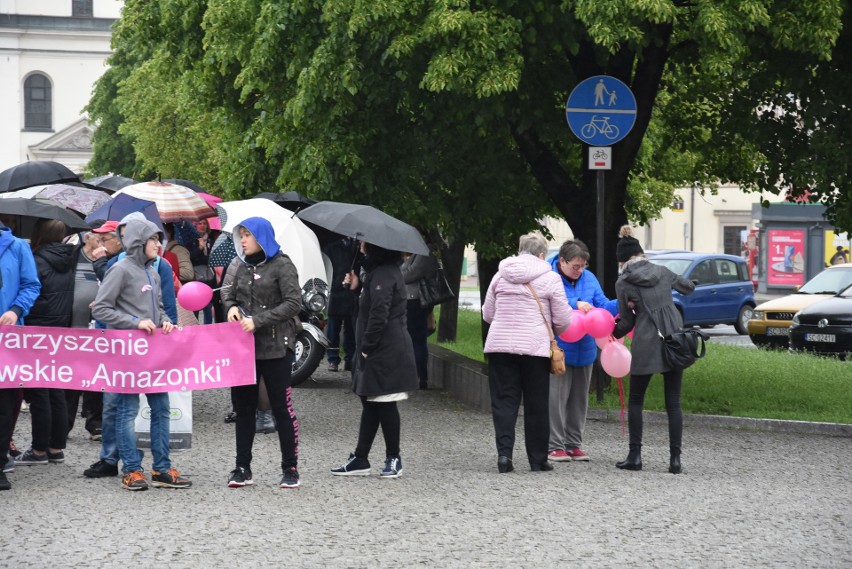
[526,284,566,375]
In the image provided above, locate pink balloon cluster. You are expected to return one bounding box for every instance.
[177,281,214,312]
[558,308,615,343]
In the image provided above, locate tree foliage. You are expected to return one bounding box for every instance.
[87,0,846,289]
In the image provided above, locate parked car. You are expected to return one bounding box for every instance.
[747,263,852,348]
[789,287,852,359]
[647,252,755,334]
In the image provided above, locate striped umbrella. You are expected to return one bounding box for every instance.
[112,181,215,223]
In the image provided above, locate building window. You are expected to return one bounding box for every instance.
[72,0,94,17]
[723,225,747,256]
[24,74,52,130]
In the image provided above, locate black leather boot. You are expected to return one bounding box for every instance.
[615,446,642,471]
[669,447,682,474]
[497,456,514,473]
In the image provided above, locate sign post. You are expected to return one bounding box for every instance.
[566,75,637,284]
[566,76,637,402]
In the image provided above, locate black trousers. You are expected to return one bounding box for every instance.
[232,354,299,470]
[0,391,15,471]
[355,397,401,459]
[65,390,102,435]
[627,370,684,449]
[26,388,68,451]
[487,352,550,466]
[406,299,431,385]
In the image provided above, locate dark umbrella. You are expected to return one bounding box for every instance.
[0,198,90,234]
[1,184,112,216]
[253,191,316,213]
[84,174,136,192]
[296,201,429,255]
[162,178,206,194]
[209,232,237,268]
[0,161,80,193]
[86,193,164,231]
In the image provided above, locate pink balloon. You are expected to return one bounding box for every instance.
[559,310,586,343]
[585,308,615,338]
[595,335,611,349]
[177,281,213,312]
[601,342,632,377]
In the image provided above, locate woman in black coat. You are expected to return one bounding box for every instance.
[330,241,418,479]
[15,219,75,465]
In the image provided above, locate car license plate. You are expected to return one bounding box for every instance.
[766,327,788,336]
[805,333,836,343]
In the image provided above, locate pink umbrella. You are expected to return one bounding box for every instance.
[112,181,215,223]
[197,192,222,230]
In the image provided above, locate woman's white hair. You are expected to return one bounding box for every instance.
[518,231,548,257]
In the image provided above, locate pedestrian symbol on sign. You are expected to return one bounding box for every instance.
[566,75,637,146]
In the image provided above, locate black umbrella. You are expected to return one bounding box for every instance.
[253,191,316,213]
[162,178,206,194]
[0,197,90,234]
[84,174,136,192]
[0,161,80,193]
[296,201,429,255]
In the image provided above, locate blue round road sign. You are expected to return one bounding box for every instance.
[566,75,636,146]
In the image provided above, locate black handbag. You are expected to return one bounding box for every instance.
[419,260,454,308]
[637,289,709,370]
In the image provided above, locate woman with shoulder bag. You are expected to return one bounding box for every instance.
[400,251,439,389]
[482,232,572,473]
[611,226,695,474]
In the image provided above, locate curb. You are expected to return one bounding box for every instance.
[589,408,852,437]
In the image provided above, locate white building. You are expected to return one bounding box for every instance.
[0,0,121,174]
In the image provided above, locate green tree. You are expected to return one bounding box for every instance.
[89,0,845,295]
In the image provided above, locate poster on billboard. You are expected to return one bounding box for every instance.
[824,231,851,267]
[767,229,805,286]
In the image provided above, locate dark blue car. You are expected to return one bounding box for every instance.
[647,252,755,334]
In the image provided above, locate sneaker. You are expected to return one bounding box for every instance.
[568,447,590,461]
[380,456,403,478]
[20,401,29,413]
[89,429,103,441]
[151,468,192,489]
[47,450,65,464]
[0,471,10,491]
[279,467,300,488]
[15,448,48,466]
[84,459,119,478]
[328,361,339,372]
[8,440,21,460]
[228,466,253,488]
[121,470,149,491]
[3,457,14,473]
[330,453,371,476]
[547,449,572,462]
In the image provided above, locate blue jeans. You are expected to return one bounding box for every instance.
[116,393,171,474]
[99,392,119,464]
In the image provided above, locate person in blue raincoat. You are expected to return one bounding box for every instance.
[547,240,617,463]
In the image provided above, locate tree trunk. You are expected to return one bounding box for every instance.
[436,239,465,342]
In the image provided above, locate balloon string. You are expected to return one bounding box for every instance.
[616,376,626,435]
[211,284,231,292]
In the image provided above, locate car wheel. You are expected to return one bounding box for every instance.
[735,305,754,335]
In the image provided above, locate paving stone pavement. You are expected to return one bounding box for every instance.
[4,368,851,568]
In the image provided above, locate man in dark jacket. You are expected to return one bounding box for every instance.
[323,238,358,372]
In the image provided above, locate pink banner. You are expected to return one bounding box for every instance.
[0,322,256,393]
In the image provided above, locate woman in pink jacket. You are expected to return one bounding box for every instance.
[482,232,572,473]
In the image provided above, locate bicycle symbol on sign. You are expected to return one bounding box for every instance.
[592,149,609,160]
[581,115,620,140]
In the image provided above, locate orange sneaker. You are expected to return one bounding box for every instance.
[121,470,149,491]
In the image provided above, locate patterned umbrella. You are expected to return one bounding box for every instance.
[0,184,111,216]
[112,181,215,223]
[209,232,237,268]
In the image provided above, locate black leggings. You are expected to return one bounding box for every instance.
[355,398,400,459]
[627,370,683,450]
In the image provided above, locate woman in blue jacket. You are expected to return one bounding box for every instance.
[547,240,617,462]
